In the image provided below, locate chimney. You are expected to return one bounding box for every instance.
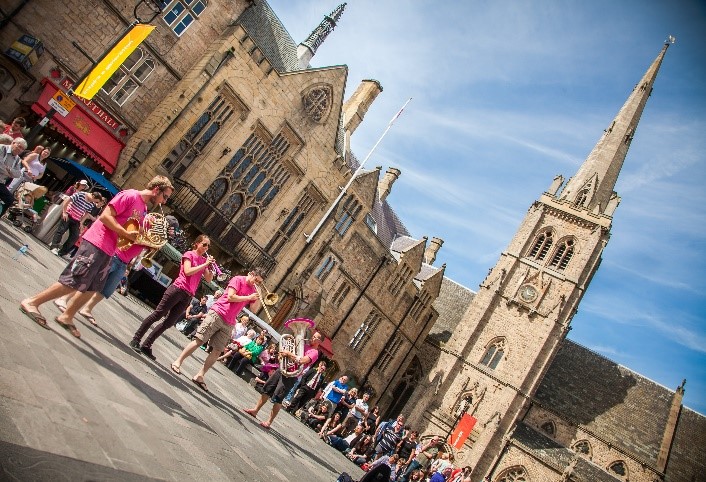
[378,167,401,203]
[343,79,383,136]
[424,237,444,265]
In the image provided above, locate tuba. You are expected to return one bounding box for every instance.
[117,207,169,267]
[280,318,316,378]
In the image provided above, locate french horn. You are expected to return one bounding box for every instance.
[117,207,169,268]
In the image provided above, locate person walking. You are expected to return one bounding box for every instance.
[20,176,173,338]
[130,235,214,360]
[170,270,263,392]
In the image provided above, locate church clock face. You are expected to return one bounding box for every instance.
[519,284,538,303]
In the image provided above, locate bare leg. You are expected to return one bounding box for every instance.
[173,338,203,369]
[263,403,282,427]
[244,394,269,418]
[22,282,75,311]
[194,349,221,380]
[80,292,104,316]
[58,291,93,324]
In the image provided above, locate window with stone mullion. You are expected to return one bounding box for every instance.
[377,334,403,372]
[349,311,381,352]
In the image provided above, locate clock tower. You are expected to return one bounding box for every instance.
[417,40,673,480]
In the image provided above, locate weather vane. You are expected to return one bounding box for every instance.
[665,35,676,45]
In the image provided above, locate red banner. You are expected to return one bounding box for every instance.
[448,414,476,449]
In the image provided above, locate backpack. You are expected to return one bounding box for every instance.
[337,472,355,482]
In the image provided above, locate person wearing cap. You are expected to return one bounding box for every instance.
[21,176,173,338]
[50,190,106,257]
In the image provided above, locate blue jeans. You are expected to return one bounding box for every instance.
[101,256,127,299]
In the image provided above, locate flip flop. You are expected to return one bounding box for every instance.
[19,306,49,329]
[259,421,271,430]
[52,299,67,313]
[170,363,181,375]
[191,377,208,392]
[54,318,81,338]
[79,312,98,326]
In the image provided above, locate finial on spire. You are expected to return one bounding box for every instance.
[298,3,346,61]
[665,34,676,45]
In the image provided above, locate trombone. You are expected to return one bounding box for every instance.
[254,282,279,323]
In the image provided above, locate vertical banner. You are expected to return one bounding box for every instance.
[73,24,155,100]
[448,413,476,449]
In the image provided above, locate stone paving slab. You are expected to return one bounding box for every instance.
[0,220,364,481]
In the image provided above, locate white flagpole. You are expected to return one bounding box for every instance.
[305,97,412,244]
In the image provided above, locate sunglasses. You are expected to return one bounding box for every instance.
[201,242,210,247]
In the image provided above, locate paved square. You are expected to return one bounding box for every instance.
[0,221,364,481]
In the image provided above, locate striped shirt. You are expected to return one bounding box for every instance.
[66,192,95,221]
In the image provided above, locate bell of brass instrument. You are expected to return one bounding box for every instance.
[280,318,316,378]
[254,281,280,324]
[117,208,169,259]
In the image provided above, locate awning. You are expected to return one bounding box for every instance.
[319,337,334,359]
[31,80,125,173]
[49,157,119,195]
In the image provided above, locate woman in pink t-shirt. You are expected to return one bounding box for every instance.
[130,235,214,360]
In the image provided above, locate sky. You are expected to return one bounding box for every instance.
[268,0,706,414]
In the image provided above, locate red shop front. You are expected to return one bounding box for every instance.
[31,78,126,174]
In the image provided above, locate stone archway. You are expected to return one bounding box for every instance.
[384,356,423,420]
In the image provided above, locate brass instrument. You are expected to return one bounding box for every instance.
[117,208,169,268]
[208,256,230,282]
[280,318,316,378]
[254,281,279,323]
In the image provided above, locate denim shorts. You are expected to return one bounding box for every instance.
[101,256,128,299]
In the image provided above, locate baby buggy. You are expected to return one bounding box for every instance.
[6,182,47,233]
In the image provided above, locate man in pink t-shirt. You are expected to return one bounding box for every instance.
[171,270,263,392]
[20,176,174,339]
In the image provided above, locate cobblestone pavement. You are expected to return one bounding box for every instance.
[0,220,364,481]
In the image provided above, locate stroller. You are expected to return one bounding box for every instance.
[6,182,47,233]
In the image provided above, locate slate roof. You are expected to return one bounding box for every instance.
[535,341,675,466]
[237,1,302,73]
[510,422,620,482]
[428,277,475,343]
[665,406,706,482]
[346,151,410,249]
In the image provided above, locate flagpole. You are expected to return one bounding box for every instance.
[305,97,412,244]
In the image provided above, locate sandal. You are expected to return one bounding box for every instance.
[79,312,98,326]
[170,363,181,375]
[191,377,208,392]
[53,299,67,313]
[55,317,81,338]
[19,305,49,329]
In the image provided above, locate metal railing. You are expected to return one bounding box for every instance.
[167,178,276,275]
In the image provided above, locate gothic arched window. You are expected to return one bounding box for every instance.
[480,338,505,370]
[549,238,575,271]
[540,420,556,437]
[575,188,590,207]
[572,440,592,458]
[608,461,628,479]
[528,230,553,261]
[495,466,529,482]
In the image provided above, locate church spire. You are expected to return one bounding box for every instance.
[559,38,674,214]
[297,3,346,68]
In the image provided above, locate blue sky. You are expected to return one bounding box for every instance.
[268,1,706,414]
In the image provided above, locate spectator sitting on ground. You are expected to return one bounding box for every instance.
[369,453,401,481]
[227,333,268,375]
[301,400,331,431]
[217,329,256,364]
[346,434,374,465]
[319,411,344,439]
[325,422,365,453]
[430,466,454,482]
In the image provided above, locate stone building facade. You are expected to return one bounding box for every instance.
[414,41,706,482]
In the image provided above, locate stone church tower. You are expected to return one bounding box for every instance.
[417,41,673,480]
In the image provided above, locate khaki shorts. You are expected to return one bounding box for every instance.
[194,311,231,352]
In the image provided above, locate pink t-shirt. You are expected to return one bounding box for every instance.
[172,250,207,295]
[82,189,147,256]
[210,276,256,326]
